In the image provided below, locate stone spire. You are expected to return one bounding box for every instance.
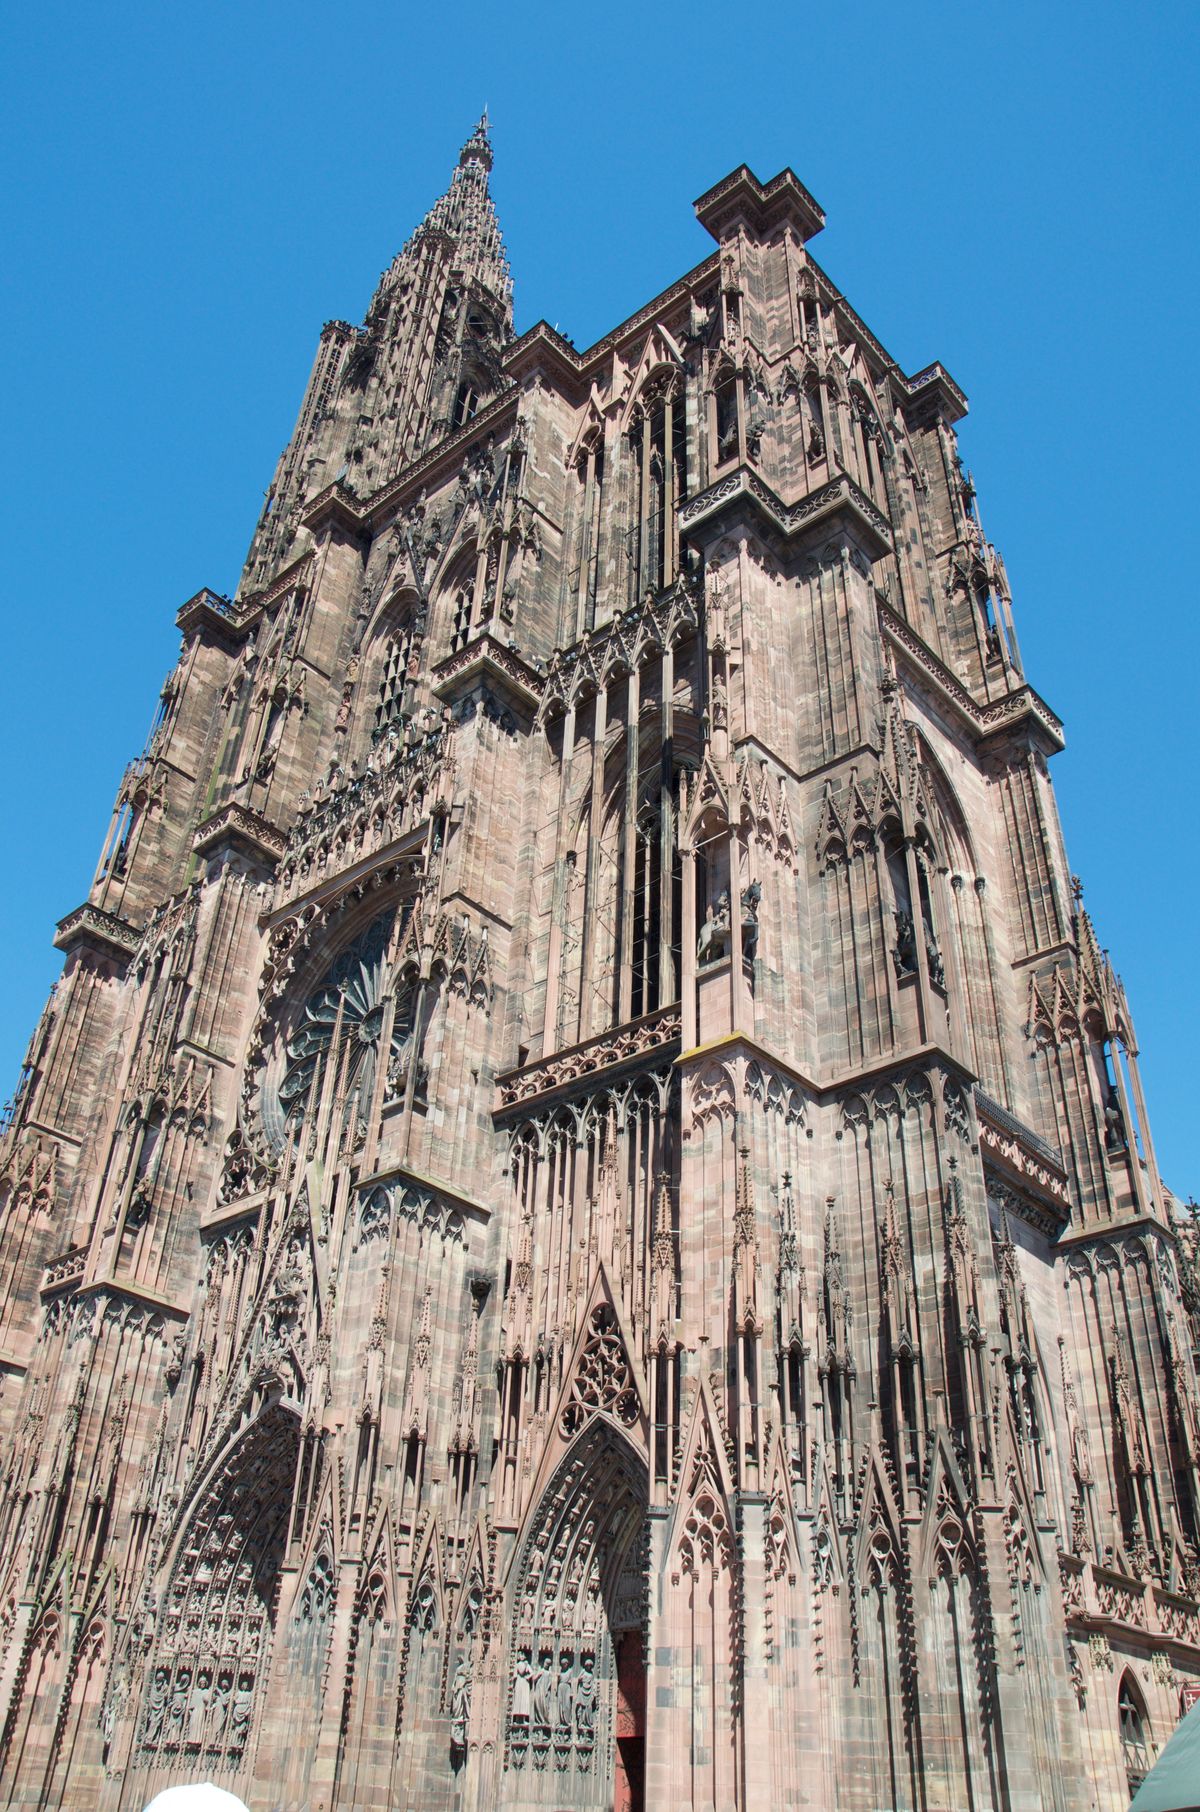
[398,112,512,317]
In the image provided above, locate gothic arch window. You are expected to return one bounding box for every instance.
[1118,1672,1152,1792]
[452,378,480,429]
[443,551,479,656]
[372,604,416,739]
[627,374,686,601]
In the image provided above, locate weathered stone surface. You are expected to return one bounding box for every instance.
[0,119,1191,1811]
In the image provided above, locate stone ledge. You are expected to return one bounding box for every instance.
[880,600,1065,754]
[53,902,140,961]
[193,802,288,867]
[496,1008,682,1116]
[432,634,544,720]
[680,465,892,562]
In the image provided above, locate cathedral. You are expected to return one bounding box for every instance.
[0,116,1195,1812]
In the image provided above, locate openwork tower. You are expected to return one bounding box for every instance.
[0,122,1193,1811]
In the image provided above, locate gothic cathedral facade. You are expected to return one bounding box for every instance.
[0,120,1193,1811]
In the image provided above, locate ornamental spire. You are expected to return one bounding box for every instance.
[409,111,511,314]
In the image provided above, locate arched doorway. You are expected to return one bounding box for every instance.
[134,1405,299,1789]
[504,1420,647,1810]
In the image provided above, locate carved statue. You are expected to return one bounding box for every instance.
[697,891,731,965]
[511,1651,532,1722]
[575,1652,597,1738]
[450,1656,472,1749]
[531,1651,554,1728]
[143,1666,169,1744]
[1104,1089,1127,1153]
[210,1670,233,1740]
[893,909,917,977]
[741,881,761,965]
[187,1668,211,1744]
[555,1652,574,1729]
[230,1674,254,1748]
[168,1667,191,1742]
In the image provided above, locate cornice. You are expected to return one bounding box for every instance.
[974,1087,1071,1225]
[432,634,544,719]
[53,902,140,962]
[193,802,288,868]
[505,254,721,386]
[175,587,244,644]
[353,1160,493,1225]
[694,164,825,245]
[680,465,893,562]
[879,600,1066,754]
[363,390,520,530]
[496,1008,681,1117]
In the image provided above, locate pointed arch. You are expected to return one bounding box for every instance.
[505,1416,648,1800]
[136,1400,299,1782]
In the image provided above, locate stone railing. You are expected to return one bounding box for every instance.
[496,1008,682,1115]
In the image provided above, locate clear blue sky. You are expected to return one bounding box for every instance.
[1,0,1196,1192]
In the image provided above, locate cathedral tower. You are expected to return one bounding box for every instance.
[0,123,1194,1811]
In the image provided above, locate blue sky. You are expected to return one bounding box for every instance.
[0,0,1196,1191]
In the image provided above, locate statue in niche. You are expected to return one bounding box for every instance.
[187,1668,211,1744]
[741,881,761,965]
[230,1673,254,1749]
[450,1656,472,1751]
[168,1668,191,1744]
[143,1667,169,1744]
[531,1651,554,1729]
[555,1652,574,1730]
[923,915,944,988]
[576,1653,597,1738]
[1104,1089,1128,1153]
[697,891,731,965]
[210,1670,233,1741]
[893,909,917,977]
[511,1650,532,1724]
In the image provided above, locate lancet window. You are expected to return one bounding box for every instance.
[1118,1673,1152,1792]
[627,376,686,601]
[373,613,415,738]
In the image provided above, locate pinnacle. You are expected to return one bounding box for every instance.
[459,110,493,173]
[404,113,511,312]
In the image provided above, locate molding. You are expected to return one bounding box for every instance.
[175,587,245,644]
[432,634,544,719]
[975,1087,1071,1223]
[53,902,140,961]
[363,391,520,531]
[354,1160,493,1225]
[694,163,825,245]
[496,1008,681,1116]
[193,802,288,867]
[680,465,893,562]
[879,600,1066,754]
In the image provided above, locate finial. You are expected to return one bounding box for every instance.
[459,112,493,172]
[1070,873,1084,904]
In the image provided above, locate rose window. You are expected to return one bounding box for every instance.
[264,911,414,1148]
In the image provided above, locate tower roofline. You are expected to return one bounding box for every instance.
[694,163,825,244]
